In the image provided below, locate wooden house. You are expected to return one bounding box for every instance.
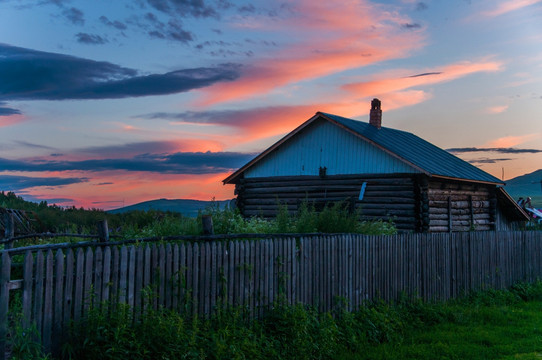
[223,99,528,232]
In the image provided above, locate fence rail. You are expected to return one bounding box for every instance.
[0,231,542,358]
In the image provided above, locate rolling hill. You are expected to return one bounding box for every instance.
[505,169,542,208]
[107,198,232,217]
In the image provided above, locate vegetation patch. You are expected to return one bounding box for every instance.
[9,281,542,360]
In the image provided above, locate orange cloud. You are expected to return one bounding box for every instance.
[485,105,509,114]
[197,0,424,105]
[342,60,503,97]
[486,133,541,148]
[483,0,541,17]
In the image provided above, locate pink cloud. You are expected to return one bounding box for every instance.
[0,114,25,127]
[485,133,541,148]
[485,105,509,114]
[197,0,425,105]
[483,0,541,17]
[342,60,503,98]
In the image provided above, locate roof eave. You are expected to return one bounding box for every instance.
[497,187,530,221]
[430,174,505,186]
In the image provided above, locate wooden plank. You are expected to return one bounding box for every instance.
[42,250,54,353]
[93,248,103,306]
[119,247,128,304]
[53,250,65,353]
[192,243,199,316]
[210,241,217,315]
[102,247,111,305]
[165,244,173,310]
[185,243,193,314]
[238,241,244,307]
[151,244,159,310]
[0,253,11,360]
[159,245,166,308]
[33,251,45,335]
[132,246,143,318]
[253,240,261,315]
[22,251,33,329]
[110,247,119,305]
[127,247,136,309]
[63,250,74,330]
[143,246,151,311]
[83,247,94,315]
[172,244,180,312]
[179,243,186,312]
[216,242,224,310]
[202,242,210,315]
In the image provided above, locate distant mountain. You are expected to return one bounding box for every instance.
[505,169,542,208]
[107,198,232,217]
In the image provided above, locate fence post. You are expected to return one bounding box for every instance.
[3,213,14,250]
[0,252,11,360]
[202,215,214,235]
[97,219,109,242]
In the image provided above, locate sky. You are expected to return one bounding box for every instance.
[0,0,541,209]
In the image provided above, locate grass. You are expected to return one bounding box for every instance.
[340,295,542,360]
[13,282,542,360]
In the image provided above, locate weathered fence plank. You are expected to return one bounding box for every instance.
[0,253,10,360]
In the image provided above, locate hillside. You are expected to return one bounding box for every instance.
[108,198,232,217]
[505,169,542,208]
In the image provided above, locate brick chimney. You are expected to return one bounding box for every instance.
[369,98,382,129]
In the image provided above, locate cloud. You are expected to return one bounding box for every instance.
[99,16,127,30]
[62,7,84,25]
[485,105,509,114]
[0,175,88,192]
[447,147,542,154]
[0,102,21,116]
[141,12,194,43]
[145,0,218,18]
[76,33,108,45]
[342,60,502,101]
[486,134,541,148]
[14,141,56,150]
[196,0,425,105]
[468,158,513,164]
[483,0,541,17]
[138,104,319,139]
[0,151,255,174]
[0,44,240,100]
[416,2,428,11]
[401,23,421,29]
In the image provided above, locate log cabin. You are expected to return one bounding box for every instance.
[223,99,528,232]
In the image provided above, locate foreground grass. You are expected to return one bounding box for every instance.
[341,298,542,360]
[11,283,542,360]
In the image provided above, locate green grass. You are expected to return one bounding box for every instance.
[12,282,542,360]
[339,300,542,360]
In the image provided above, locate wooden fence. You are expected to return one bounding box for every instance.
[1,231,542,358]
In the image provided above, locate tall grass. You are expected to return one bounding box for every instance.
[14,281,542,360]
[120,200,397,239]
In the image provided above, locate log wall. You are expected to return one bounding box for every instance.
[235,174,419,232]
[426,180,496,232]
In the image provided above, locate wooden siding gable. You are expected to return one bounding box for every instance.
[244,118,420,178]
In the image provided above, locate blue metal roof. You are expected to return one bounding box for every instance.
[320,112,503,184]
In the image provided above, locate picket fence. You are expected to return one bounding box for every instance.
[1,231,542,358]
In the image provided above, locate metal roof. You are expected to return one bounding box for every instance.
[320,112,503,185]
[223,112,504,185]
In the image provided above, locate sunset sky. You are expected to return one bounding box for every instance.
[0,0,541,209]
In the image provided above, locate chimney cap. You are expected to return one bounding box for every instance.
[371,98,381,109]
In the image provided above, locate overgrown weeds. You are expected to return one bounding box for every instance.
[13,281,542,360]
